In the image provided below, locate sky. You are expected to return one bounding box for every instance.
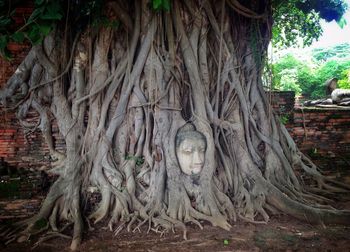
[309,0,350,48]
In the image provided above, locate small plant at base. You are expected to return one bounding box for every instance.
[125,155,145,166]
[279,115,289,124]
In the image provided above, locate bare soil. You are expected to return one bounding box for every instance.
[1,213,350,252]
[1,157,349,252]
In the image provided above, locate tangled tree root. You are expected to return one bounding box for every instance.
[1,0,350,250]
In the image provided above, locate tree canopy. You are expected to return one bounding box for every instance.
[271,43,350,98]
[272,0,347,47]
[0,0,348,58]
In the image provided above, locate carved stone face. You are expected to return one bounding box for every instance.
[176,134,206,176]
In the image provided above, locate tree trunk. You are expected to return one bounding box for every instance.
[1,0,349,250]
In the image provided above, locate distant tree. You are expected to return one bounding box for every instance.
[271,54,316,95]
[272,0,347,48]
[278,69,302,94]
[312,43,350,62]
[338,68,350,89]
[271,43,350,98]
[312,60,350,97]
[309,44,350,97]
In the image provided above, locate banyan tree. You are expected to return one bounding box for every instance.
[0,0,349,250]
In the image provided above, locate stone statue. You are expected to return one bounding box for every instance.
[304,78,350,106]
[175,124,206,176]
[325,78,338,95]
[331,89,350,105]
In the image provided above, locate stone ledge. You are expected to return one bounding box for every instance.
[295,105,350,111]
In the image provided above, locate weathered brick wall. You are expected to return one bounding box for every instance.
[0,171,45,220]
[0,198,43,220]
[0,4,63,171]
[291,107,350,156]
[0,111,50,169]
[267,91,295,124]
[266,91,350,158]
[0,109,65,170]
[267,91,295,116]
[0,4,58,221]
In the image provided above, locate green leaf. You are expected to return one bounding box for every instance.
[0,16,12,27]
[41,12,63,20]
[0,35,8,50]
[162,0,170,11]
[2,49,12,60]
[27,7,45,24]
[38,23,52,36]
[35,0,45,5]
[11,32,25,43]
[41,2,63,20]
[109,20,120,28]
[152,0,162,10]
[0,35,11,59]
[223,239,229,245]
[152,0,170,11]
[337,17,347,29]
[28,25,43,45]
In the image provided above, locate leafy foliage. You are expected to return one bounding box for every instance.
[271,44,350,98]
[316,59,350,91]
[278,69,302,94]
[0,0,63,59]
[272,0,347,48]
[151,0,171,11]
[0,0,347,58]
[295,0,347,22]
[271,54,315,95]
[272,4,322,48]
[125,155,145,166]
[72,0,110,31]
[0,0,130,60]
[338,68,350,89]
[312,43,350,62]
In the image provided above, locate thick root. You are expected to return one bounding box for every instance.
[264,177,350,225]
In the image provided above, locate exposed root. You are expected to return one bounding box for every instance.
[33,232,71,250]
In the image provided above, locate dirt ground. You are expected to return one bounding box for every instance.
[1,213,350,252]
[1,157,350,252]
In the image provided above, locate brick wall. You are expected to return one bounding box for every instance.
[0,4,61,171]
[291,107,350,157]
[0,4,58,220]
[267,91,295,124]
[0,198,43,220]
[0,111,49,169]
[267,91,295,116]
[266,91,350,158]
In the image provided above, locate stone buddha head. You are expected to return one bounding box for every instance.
[175,124,207,176]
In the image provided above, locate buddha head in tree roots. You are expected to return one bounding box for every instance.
[175,123,207,176]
